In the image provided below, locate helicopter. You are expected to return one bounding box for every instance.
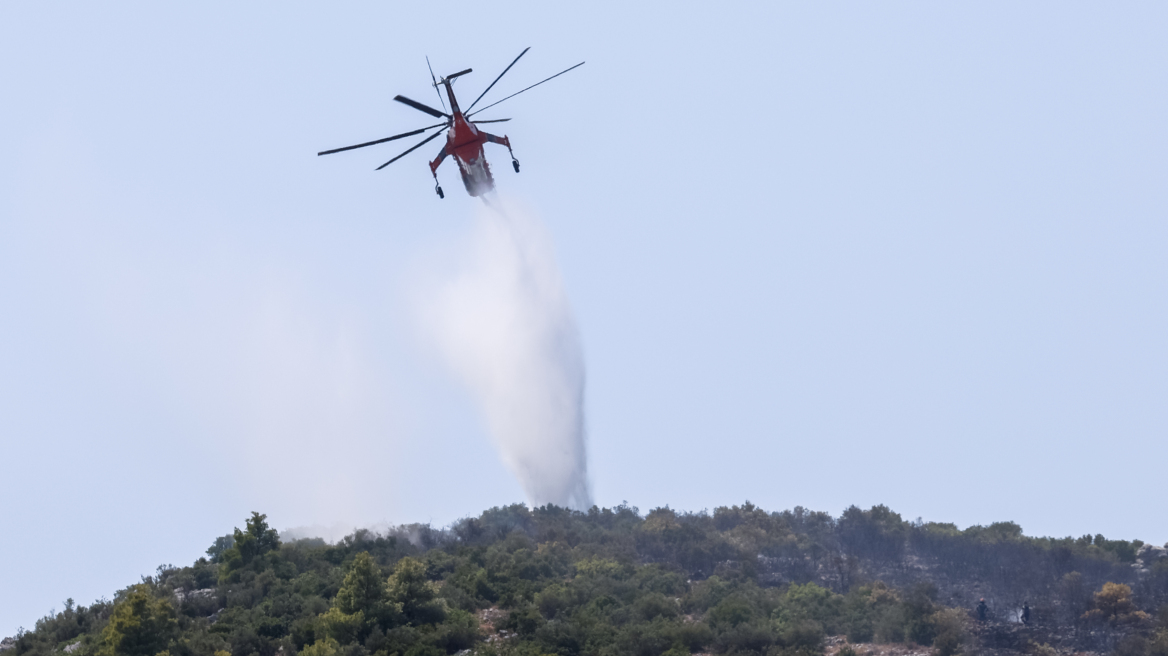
[318,48,583,199]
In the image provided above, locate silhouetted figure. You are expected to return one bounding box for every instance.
[977,598,988,622]
[1022,602,1031,625]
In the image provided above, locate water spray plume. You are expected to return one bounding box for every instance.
[425,196,592,510]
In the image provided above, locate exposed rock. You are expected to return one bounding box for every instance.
[63,642,82,653]
[476,607,509,643]
[0,637,15,652]
[1131,543,1168,576]
[822,635,933,656]
[173,588,216,603]
[1136,543,1167,565]
[476,606,505,633]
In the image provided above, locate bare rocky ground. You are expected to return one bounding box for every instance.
[471,606,1123,656]
[818,621,1127,656]
[823,635,932,656]
[817,627,1105,656]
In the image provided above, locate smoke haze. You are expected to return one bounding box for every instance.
[422,197,592,510]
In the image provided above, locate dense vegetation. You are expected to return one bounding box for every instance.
[8,504,1168,656]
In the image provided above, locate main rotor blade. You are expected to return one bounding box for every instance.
[375,127,448,171]
[468,61,585,117]
[465,47,530,114]
[394,95,449,119]
[426,56,448,113]
[470,118,511,124]
[317,122,447,156]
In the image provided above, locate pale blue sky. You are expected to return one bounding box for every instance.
[2,2,1166,635]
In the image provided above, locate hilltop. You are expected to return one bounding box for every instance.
[5,503,1167,656]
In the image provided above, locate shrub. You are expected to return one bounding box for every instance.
[930,609,966,656]
[1027,641,1057,656]
[1083,583,1152,627]
[97,587,178,656]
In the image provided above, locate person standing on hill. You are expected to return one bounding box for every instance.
[977,598,989,622]
[1022,602,1031,625]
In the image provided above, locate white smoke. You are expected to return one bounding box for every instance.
[422,197,592,510]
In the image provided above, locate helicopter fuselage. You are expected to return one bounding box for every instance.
[429,79,512,197]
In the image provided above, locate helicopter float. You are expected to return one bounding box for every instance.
[318,48,583,199]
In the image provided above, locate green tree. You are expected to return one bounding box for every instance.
[335,552,388,617]
[771,583,841,653]
[317,608,365,645]
[97,587,178,656]
[204,535,235,564]
[774,583,842,633]
[388,557,446,625]
[321,551,402,642]
[218,512,280,581]
[299,636,340,656]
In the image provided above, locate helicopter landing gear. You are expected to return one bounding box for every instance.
[435,183,444,199]
[504,142,519,173]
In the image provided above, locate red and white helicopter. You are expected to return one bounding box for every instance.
[318,48,583,199]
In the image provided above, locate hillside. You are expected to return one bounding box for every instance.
[5,504,1167,656]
